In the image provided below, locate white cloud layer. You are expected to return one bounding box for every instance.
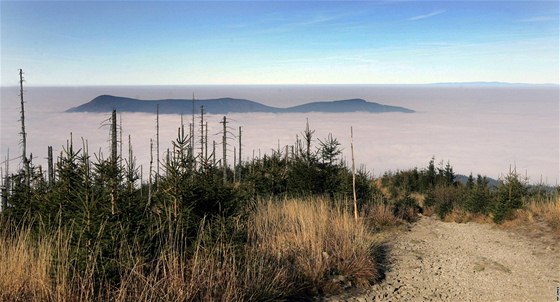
[1,85,558,184]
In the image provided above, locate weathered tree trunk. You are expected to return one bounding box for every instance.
[191,94,196,168]
[200,106,205,169]
[238,126,242,180]
[139,165,143,199]
[148,139,153,208]
[212,140,216,167]
[47,146,54,186]
[1,151,8,211]
[205,122,208,164]
[221,116,228,184]
[351,126,358,223]
[19,69,30,190]
[120,113,123,169]
[156,104,160,185]
[128,134,134,192]
[111,110,118,215]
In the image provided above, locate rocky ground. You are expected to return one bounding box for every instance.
[327,216,560,302]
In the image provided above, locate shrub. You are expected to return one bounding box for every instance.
[392,194,420,222]
[463,175,492,214]
[424,185,462,219]
[493,172,527,223]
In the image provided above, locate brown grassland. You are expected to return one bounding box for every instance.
[1,194,558,301]
[0,197,388,301]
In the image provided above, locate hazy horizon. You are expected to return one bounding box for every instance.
[1,85,558,185]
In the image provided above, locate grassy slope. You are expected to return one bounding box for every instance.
[0,197,387,301]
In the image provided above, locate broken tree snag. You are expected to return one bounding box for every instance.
[19,69,31,190]
[111,109,118,215]
[238,126,242,180]
[351,126,358,223]
[221,116,228,184]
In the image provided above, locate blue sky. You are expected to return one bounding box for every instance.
[1,1,558,85]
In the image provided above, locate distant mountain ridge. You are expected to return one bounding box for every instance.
[66,95,415,114]
[430,81,559,87]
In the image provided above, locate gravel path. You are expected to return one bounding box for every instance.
[328,216,560,302]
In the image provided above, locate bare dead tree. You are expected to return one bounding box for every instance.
[80,138,92,251]
[156,104,160,185]
[119,113,123,169]
[191,93,196,166]
[221,116,228,184]
[205,121,208,163]
[351,126,358,223]
[238,126,242,180]
[212,140,216,167]
[110,109,118,215]
[127,134,135,193]
[0,170,5,212]
[303,118,314,163]
[47,146,54,186]
[19,69,30,189]
[1,151,9,211]
[200,105,205,168]
[148,138,153,208]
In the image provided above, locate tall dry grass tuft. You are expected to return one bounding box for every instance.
[362,203,403,231]
[527,195,560,234]
[250,198,384,296]
[442,208,492,224]
[0,223,98,302]
[0,226,52,301]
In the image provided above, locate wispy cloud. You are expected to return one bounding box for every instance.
[291,14,343,26]
[518,16,555,23]
[408,10,446,21]
[255,12,351,34]
[279,55,379,65]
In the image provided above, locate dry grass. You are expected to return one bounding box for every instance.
[435,194,560,237]
[526,195,560,234]
[250,198,385,296]
[410,192,425,209]
[496,195,560,235]
[442,208,492,224]
[0,224,98,302]
[362,203,403,231]
[0,197,386,301]
[0,227,52,301]
[114,221,292,301]
[0,222,292,302]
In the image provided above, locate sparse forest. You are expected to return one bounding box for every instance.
[1,72,558,301]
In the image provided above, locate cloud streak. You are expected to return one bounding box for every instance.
[408,10,446,21]
[518,16,555,22]
[254,12,351,35]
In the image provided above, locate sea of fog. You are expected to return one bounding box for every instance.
[0,85,558,184]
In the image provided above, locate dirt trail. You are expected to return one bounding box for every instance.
[329,216,559,302]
